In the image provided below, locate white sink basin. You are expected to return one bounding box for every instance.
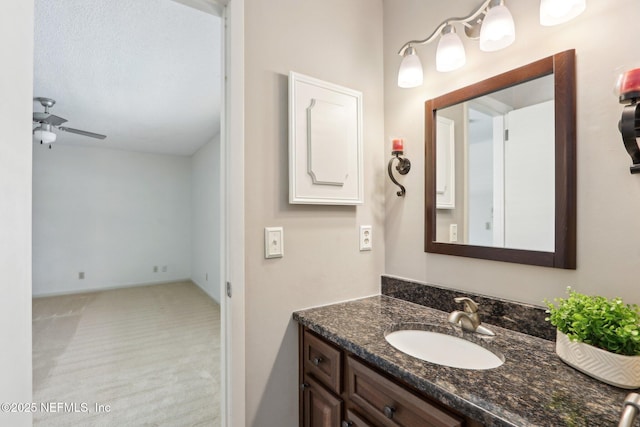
[385,328,504,370]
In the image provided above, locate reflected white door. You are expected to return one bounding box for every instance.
[503,100,555,251]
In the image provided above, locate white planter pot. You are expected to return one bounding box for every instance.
[556,330,640,389]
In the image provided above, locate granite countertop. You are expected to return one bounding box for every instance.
[293,295,631,426]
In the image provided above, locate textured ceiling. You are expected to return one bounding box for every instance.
[34,0,221,156]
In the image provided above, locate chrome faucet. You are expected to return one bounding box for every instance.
[618,393,640,427]
[448,297,495,336]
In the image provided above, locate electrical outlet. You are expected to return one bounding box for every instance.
[78,272,85,280]
[450,224,458,242]
[360,225,372,251]
[153,266,158,273]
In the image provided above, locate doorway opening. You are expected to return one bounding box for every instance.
[31,0,226,424]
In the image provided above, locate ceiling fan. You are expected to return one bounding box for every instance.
[33,97,106,148]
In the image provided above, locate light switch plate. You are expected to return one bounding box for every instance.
[360,225,372,251]
[265,227,284,258]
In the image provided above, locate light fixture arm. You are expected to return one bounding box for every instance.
[397,0,495,56]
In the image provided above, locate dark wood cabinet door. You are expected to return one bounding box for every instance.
[303,375,343,427]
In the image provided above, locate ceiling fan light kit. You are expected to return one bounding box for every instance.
[32,97,107,148]
[33,126,57,144]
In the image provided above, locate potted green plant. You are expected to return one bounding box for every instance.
[545,287,640,389]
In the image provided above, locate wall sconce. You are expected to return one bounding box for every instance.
[617,68,640,174]
[397,0,586,88]
[388,139,411,197]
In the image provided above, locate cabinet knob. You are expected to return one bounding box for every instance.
[312,357,323,366]
[383,405,396,419]
[341,421,354,427]
[300,383,310,390]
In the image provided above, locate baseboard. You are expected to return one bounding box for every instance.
[32,278,192,298]
[191,278,221,304]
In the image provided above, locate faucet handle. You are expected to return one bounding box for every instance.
[454,297,478,313]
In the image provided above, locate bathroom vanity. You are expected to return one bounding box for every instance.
[294,290,629,426]
[299,323,481,426]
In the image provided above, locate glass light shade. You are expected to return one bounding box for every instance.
[479,4,516,52]
[397,48,424,88]
[436,30,466,72]
[33,128,57,144]
[540,0,586,26]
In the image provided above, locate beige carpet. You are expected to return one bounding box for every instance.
[32,281,220,426]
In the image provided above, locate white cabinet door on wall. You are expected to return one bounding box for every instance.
[288,72,363,205]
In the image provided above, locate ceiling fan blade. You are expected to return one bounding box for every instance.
[44,114,69,126]
[33,113,68,126]
[58,127,107,139]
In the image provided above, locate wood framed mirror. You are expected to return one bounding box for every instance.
[425,50,576,269]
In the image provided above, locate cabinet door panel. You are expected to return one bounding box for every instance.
[347,357,463,427]
[303,375,343,427]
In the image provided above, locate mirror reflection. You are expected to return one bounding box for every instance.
[435,75,555,251]
[426,50,576,269]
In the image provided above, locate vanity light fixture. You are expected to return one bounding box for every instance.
[479,0,515,52]
[540,0,586,26]
[617,67,640,174]
[388,138,411,197]
[435,25,466,72]
[398,47,424,88]
[397,0,586,88]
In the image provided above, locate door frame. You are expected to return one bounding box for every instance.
[218,0,246,426]
[162,1,246,424]
[25,0,245,425]
[194,0,245,425]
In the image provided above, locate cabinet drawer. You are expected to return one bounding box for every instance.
[347,356,463,427]
[343,409,377,427]
[303,329,343,394]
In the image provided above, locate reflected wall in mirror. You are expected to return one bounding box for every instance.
[425,50,576,269]
[436,75,555,251]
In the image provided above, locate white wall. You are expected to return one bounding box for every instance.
[32,145,192,296]
[0,0,33,424]
[191,135,221,302]
[244,0,385,425]
[384,1,640,306]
